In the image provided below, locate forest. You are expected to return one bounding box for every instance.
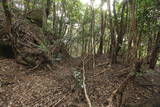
[0,0,160,107]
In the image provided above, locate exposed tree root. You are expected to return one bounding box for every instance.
[107,73,134,107]
[107,60,143,107]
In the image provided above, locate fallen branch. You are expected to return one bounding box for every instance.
[53,85,76,107]
[112,67,130,77]
[47,64,54,72]
[54,93,70,107]
[96,62,110,67]
[29,63,40,71]
[81,58,92,107]
[92,69,107,78]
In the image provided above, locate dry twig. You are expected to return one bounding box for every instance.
[54,94,69,107]
[81,57,92,107]
[92,69,107,78]
[96,62,110,67]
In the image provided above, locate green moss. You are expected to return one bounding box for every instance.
[27,9,43,26]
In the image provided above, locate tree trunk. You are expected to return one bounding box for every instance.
[149,32,160,69]
[24,0,30,18]
[98,0,107,55]
[2,0,12,34]
[46,0,51,18]
[90,0,96,71]
[115,0,127,56]
[52,2,57,35]
[42,0,48,31]
[131,0,138,58]
[108,0,117,64]
[127,0,137,62]
[147,36,153,64]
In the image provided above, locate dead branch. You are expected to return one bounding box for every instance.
[29,63,40,71]
[92,69,107,78]
[54,94,69,107]
[96,62,110,67]
[81,58,92,107]
[53,85,76,107]
[112,67,130,77]
[47,64,54,72]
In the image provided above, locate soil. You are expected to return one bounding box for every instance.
[0,56,160,107]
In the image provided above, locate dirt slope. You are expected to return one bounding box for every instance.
[0,57,160,107]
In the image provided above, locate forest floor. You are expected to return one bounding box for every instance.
[0,56,160,107]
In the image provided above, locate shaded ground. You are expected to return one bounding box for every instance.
[0,56,160,107]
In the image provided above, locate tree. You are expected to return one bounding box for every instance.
[97,0,107,54]
[107,0,128,63]
[2,0,12,34]
[42,0,48,31]
[107,0,117,64]
[127,0,138,62]
[149,32,160,69]
[115,0,128,57]
[46,0,51,18]
[24,0,30,17]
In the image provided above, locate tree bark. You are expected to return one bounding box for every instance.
[90,0,96,71]
[98,0,107,55]
[42,0,48,31]
[127,0,137,62]
[2,0,12,34]
[52,2,57,35]
[46,0,51,18]
[24,0,30,18]
[115,0,127,56]
[149,32,160,69]
[108,0,117,64]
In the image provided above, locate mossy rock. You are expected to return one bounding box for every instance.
[27,9,43,27]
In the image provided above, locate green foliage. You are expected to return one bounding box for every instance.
[72,68,83,88]
[10,0,160,60]
[38,42,48,52]
[133,69,155,77]
[156,58,160,67]
[145,69,155,73]
[137,0,159,35]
